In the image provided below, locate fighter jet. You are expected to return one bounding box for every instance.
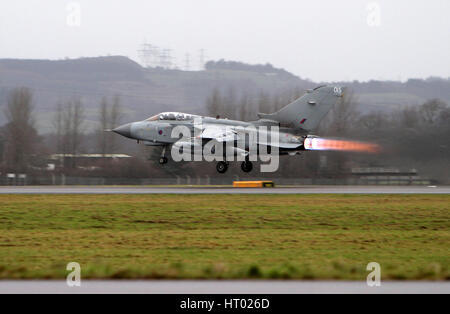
[113,85,345,173]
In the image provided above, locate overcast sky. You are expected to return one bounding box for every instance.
[0,0,449,82]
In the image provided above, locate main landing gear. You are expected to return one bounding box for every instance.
[216,161,228,174]
[215,160,253,174]
[241,160,253,173]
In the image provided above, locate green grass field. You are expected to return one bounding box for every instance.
[0,194,448,280]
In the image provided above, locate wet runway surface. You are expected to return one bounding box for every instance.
[0,280,448,294]
[0,185,449,194]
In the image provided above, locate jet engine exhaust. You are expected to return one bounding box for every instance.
[303,137,380,153]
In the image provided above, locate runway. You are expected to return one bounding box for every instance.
[0,280,448,294]
[0,185,448,194]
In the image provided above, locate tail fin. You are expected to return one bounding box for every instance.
[257,85,345,132]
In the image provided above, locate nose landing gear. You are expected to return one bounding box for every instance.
[159,146,168,165]
[159,157,168,164]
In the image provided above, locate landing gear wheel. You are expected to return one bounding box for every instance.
[216,161,228,174]
[241,161,253,173]
[159,157,168,165]
[158,146,168,165]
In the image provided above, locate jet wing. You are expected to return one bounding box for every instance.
[196,124,237,142]
[196,123,303,149]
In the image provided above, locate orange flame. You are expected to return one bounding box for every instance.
[304,137,380,153]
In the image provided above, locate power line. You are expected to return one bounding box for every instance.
[199,49,206,70]
[184,53,190,71]
[138,43,160,68]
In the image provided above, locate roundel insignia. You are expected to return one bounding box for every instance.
[158,130,163,135]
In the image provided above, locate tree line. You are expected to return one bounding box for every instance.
[0,86,449,182]
[0,87,136,175]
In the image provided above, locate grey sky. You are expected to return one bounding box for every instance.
[0,0,449,82]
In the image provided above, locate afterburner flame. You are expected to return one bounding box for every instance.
[304,137,380,153]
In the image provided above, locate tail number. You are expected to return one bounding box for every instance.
[333,86,343,96]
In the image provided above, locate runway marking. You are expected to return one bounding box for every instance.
[0,280,448,294]
[0,186,449,194]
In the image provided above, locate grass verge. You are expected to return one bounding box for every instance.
[0,194,448,280]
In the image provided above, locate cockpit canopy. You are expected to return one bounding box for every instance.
[146,112,196,122]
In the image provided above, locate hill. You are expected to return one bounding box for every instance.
[0,56,449,133]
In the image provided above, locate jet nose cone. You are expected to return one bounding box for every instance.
[113,123,132,138]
